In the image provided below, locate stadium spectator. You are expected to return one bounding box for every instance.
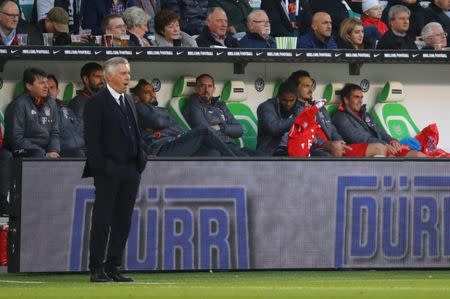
[133,79,235,157]
[424,0,450,46]
[47,74,85,157]
[309,0,363,37]
[153,9,197,47]
[239,9,276,48]
[377,5,418,49]
[0,129,12,216]
[196,7,239,48]
[332,83,426,157]
[257,79,301,155]
[32,6,71,46]
[132,0,160,34]
[287,70,350,157]
[261,0,312,37]
[0,0,34,45]
[208,0,252,37]
[421,21,448,49]
[122,6,152,46]
[382,0,426,39]
[81,0,138,35]
[182,74,253,156]
[361,0,388,36]
[337,17,365,49]
[32,0,81,33]
[162,0,207,36]
[297,12,337,49]
[4,67,60,158]
[101,14,127,46]
[69,62,105,119]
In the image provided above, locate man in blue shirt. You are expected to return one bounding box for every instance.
[297,12,337,49]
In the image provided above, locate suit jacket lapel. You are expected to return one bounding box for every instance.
[104,88,128,135]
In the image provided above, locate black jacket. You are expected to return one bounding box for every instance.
[331,105,395,144]
[82,88,146,178]
[381,0,426,39]
[261,0,311,37]
[256,97,302,154]
[376,30,418,49]
[195,26,239,48]
[182,94,243,144]
[55,99,85,157]
[69,88,93,120]
[424,2,450,46]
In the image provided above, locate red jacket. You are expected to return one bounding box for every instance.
[361,14,388,36]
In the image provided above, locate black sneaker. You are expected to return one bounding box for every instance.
[90,270,112,282]
[107,272,133,282]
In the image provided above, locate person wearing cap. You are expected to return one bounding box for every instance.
[32,6,71,45]
[361,0,388,36]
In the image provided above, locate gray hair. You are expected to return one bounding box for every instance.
[104,57,129,78]
[206,7,226,22]
[122,7,150,28]
[421,22,444,38]
[247,9,268,23]
[388,4,410,21]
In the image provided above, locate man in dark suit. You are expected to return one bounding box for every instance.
[83,57,146,283]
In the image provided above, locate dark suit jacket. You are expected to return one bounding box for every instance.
[82,88,146,178]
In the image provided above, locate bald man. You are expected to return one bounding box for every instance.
[239,10,276,48]
[297,12,337,49]
[196,7,239,48]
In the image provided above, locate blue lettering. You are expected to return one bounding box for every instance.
[444,198,450,256]
[351,197,377,257]
[413,197,438,257]
[382,197,408,257]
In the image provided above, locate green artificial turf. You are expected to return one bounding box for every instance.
[0,270,449,299]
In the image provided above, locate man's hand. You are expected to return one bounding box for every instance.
[227,26,237,35]
[324,140,351,157]
[45,151,60,158]
[211,125,221,131]
[386,140,401,155]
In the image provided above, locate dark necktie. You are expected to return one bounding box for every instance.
[119,95,127,114]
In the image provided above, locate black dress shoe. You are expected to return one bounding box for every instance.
[107,272,133,282]
[90,270,112,283]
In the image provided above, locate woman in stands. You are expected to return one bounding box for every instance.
[122,7,153,46]
[338,17,365,49]
[153,9,197,47]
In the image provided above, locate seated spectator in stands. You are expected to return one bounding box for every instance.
[153,9,197,47]
[133,0,160,34]
[377,5,418,49]
[421,22,448,49]
[0,126,12,216]
[287,70,350,157]
[33,7,71,46]
[81,0,137,35]
[297,12,337,49]
[239,9,276,49]
[332,83,426,157]
[261,0,310,37]
[337,17,365,49]
[309,0,363,37]
[424,0,450,46]
[102,14,127,47]
[123,6,152,46]
[69,62,104,119]
[162,0,207,36]
[47,74,85,157]
[183,74,253,156]
[196,7,239,48]
[382,0,426,39]
[257,79,301,155]
[33,0,81,33]
[4,67,60,158]
[0,0,24,45]
[133,79,235,157]
[361,0,388,36]
[208,0,252,38]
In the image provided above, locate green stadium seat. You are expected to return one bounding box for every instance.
[62,82,78,104]
[322,82,344,115]
[167,76,196,130]
[0,110,5,138]
[272,79,284,97]
[13,80,25,99]
[371,81,420,140]
[221,81,258,149]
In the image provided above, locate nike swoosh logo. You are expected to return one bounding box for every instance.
[374,53,381,57]
[295,53,303,57]
[95,51,102,55]
[413,54,419,57]
[176,51,183,55]
[11,50,19,53]
[256,52,263,56]
[53,50,60,54]
[217,51,224,55]
[136,51,143,55]
[334,53,342,57]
